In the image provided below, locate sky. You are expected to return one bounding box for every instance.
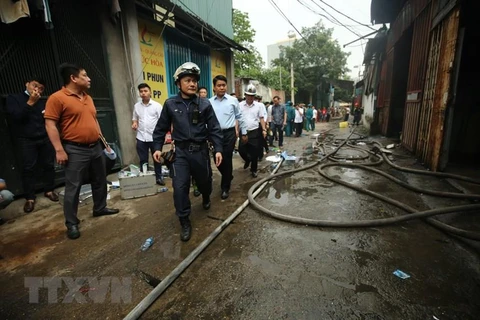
[232,0,375,80]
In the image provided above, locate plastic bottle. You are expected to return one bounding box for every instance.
[158,187,168,193]
[141,237,154,251]
[142,163,148,174]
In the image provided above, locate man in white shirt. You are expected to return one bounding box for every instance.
[294,103,304,137]
[312,107,318,130]
[132,83,164,185]
[238,85,267,178]
[255,94,269,160]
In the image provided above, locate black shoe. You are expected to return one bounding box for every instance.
[202,197,211,210]
[156,178,165,186]
[251,171,258,178]
[93,208,120,217]
[23,200,35,213]
[243,161,250,169]
[221,190,229,200]
[67,225,80,239]
[179,218,192,242]
[193,189,201,197]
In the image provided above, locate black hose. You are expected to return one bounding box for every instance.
[247,130,480,240]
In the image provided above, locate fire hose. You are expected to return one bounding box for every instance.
[248,130,480,240]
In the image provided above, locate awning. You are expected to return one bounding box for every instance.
[363,32,387,64]
[139,0,248,52]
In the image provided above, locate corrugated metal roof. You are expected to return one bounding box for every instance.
[172,0,234,39]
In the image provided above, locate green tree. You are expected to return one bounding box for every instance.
[255,66,290,91]
[272,21,350,100]
[233,9,264,77]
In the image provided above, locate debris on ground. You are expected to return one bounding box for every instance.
[393,269,411,279]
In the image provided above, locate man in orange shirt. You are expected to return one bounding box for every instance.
[44,63,119,240]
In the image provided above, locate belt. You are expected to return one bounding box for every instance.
[175,140,207,152]
[63,140,99,148]
[222,127,235,132]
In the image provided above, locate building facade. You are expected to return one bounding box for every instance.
[266,39,294,68]
[0,0,244,194]
[365,0,478,171]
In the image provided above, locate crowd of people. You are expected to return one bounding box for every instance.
[0,60,361,242]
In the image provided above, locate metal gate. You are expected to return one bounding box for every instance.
[416,7,460,171]
[402,4,432,151]
[378,48,394,136]
[164,28,212,97]
[0,0,119,195]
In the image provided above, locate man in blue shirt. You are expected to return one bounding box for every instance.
[210,75,247,199]
[268,96,286,147]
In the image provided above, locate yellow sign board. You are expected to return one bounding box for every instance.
[138,19,169,104]
[210,49,227,79]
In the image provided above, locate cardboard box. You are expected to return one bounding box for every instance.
[119,172,157,200]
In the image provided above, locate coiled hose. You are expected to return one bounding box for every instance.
[247,130,480,240]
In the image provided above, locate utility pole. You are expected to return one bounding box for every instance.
[287,30,296,104]
[290,61,294,104]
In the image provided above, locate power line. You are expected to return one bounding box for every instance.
[297,0,349,29]
[308,0,363,38]
[267,0,309,45]
[313,0,375,31]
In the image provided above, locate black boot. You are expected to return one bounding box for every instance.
[179,217,192,242]
[202,196,211,210]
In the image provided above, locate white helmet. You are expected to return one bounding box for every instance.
[173,62,201,82]
[244,83,256,96]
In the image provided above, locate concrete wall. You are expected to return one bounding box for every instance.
[100,8,138,165]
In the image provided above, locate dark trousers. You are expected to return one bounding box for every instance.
[20,136,55,200]
[215,128,236,192]
[295,122,303,137]
[136,139,162,180]
[63,143,107,227]
[268,123,284,147]
[239,129,259,173]
[257,123,268,159]
[172,145,212,218]
[269,122,277,141]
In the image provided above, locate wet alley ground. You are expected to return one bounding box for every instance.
[1,120,480,319]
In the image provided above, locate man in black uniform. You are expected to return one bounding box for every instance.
[6,77,59,213]
[153,62,223,242]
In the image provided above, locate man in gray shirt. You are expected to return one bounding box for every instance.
[268,96,286,147]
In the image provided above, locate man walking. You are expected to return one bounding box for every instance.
[132,83,164,185]
[238,84,267,178]
[268,96,286,148]
[6,77,59,213]
[152,62,223,242]
[45,63,119,240]
[294,103,304,137]
[210,75,247,200]
[285,101,295,137]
